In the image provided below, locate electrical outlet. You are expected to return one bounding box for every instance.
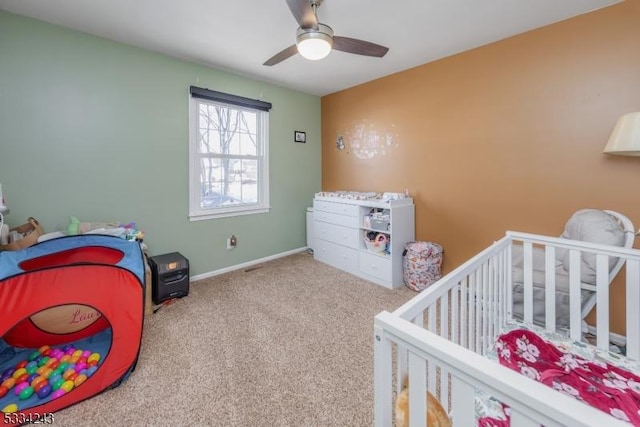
[226,235,237,249]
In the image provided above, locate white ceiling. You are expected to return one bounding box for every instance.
[0,0,620,96]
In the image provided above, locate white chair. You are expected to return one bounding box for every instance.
[512,209,636,329]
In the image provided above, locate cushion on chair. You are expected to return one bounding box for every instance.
[512,208,627,328]
[558,209,625,284]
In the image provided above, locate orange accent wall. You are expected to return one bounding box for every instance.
[321,0,640,333]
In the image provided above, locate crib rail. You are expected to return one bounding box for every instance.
[374,311,628,427]
[374,231,640,427]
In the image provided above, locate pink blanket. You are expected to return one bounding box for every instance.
[478,329,640,426]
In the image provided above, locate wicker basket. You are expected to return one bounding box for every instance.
[0,217,45,251]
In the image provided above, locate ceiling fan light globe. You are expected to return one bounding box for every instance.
[296,23,334,60]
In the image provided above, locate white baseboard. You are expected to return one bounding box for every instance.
[190,247,308,282]
[585,323,626,347]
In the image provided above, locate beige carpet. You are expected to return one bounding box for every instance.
[53,251,415,426]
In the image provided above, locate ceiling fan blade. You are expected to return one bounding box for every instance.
[333,36,389,58]
[286,0,321,29]
[263,45,299,66]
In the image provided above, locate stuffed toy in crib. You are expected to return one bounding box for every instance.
[395,375,452,427]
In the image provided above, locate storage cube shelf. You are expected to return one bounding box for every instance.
[312,195,415,289]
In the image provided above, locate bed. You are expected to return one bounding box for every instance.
[374,231,640,426]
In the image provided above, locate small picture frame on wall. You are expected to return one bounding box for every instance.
[294,131,306,143]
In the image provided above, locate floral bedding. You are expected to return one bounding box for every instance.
[476,321,640,426]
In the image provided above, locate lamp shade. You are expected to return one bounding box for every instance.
[603,112,640,156]
[296,24,333,61]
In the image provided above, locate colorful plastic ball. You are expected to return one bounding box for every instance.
[70,355,80,364]
[41,368,53,379]
[51,389,66,400]
[81,350,91,359]
[38,345,51,354]
[65,348,76,356]
[87,353,101,363]
[86,366,98,377]
[15,360,27,369]
[18,386,34,400]
[62,369,75,380]
[0,371,13,383]
[52,378,65,391]
[33,380,48,393]
[61,344,73,352]
[12,368,26,379]
[0,385,8,398]
[49,373,62,385]
[27,374,39,384]
[87,360,99,368]
[36,384,52,399]
[50,349,64,360]
[72,350,83,357]
[73,374,87,387]
[60,380,74,393]
[75,362,88,373]
[1,403,18,413]
[37,356,50,367]
[2,378,16,389]
[14,382,29,395]
[49,360,60,370]
[60,355,72,363]
[31,376,45,388]
[58,362,69,372]
[15,374,29,384]
[28,350,41,361]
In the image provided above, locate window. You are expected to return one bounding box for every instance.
[188,86,272,220]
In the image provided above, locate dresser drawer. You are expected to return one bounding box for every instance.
[314,221,359,249]
[313,200,359,217]
[313,210,360,228]
[359,251,392,282]
[314,238,358,273]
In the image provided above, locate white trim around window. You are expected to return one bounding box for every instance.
[188,87,271,221]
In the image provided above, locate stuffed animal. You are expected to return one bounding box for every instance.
[395,375,451,427]
[67,216,119,235]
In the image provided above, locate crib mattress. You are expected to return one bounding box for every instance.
[476,321,640,425]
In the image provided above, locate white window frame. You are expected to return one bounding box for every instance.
[188,88,270,221]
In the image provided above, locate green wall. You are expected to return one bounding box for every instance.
[0,11,322,276]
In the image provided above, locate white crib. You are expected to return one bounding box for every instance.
[374,231,640,427]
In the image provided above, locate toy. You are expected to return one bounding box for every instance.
[0,234,144,419]
[0,343,103,414]
[2,403,17,413]
[364,231,390,254]
[66,217,144,242]
[67,216,119,235]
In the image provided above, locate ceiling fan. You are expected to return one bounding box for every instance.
[263,0,389,66]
